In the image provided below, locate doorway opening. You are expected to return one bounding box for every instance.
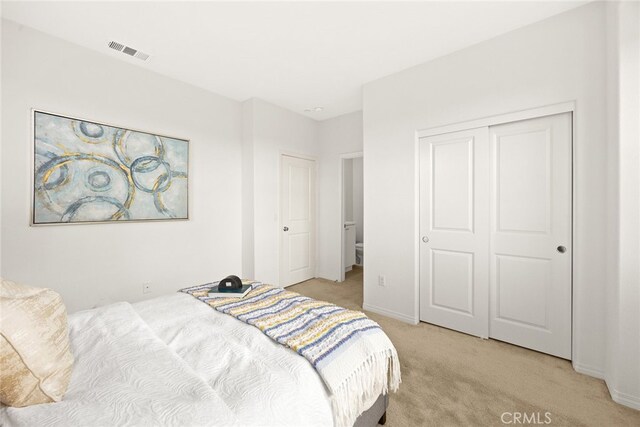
[340,153,363,282]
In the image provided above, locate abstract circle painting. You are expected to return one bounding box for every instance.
[32,110,189,224]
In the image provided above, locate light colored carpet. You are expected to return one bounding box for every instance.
[290,268,640,426]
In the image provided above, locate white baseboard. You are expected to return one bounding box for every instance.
[573,363,640,411]
[573,362,605,379]
[362,303,418,325]
[609,388,640,411]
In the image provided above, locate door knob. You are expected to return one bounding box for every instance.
[557,245,567,253]
[422,236,429,243]
[283,226,289,232]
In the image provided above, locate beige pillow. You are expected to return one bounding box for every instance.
[0,278,73,407]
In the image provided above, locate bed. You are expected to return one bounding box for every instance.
[1,292,394,427]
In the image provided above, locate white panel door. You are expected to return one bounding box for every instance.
[419,128,490,338]
[280,155,316,287]
[489,113,572,359]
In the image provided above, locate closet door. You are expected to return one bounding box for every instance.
[489,113,572,359]
[419,128,490,338]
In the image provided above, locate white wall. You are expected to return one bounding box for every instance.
[352,156,364,243]
[241,100,255,279]
[241,101,362,286]
[343,159,354,221]
[605,0,640,410]
[239,103,364,287]
[604,0,621,407]
[363,2,610,372]
[1,20,243,313]
[0,19,4,278]
[242,104,363,286]
[317,111,363,281]
[0,19,355,311]
[242,98,319,287]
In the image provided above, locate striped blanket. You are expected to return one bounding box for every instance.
[181,282,401,427]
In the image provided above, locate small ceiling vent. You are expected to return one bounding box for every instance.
[108,41,124,51]
[122,46,137,56]
[135,51,150,61]
[108,41,150,61]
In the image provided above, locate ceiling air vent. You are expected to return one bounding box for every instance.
[134,51,149,61]
[122,46,137,56]
[108,41,150,61]
[108,41,125,51]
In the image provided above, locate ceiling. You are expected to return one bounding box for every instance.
[1,1,587,121]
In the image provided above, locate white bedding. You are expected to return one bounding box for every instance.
[1,293,334,427]
[134,293,333,426]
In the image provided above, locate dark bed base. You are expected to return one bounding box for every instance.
[353,393,389,427]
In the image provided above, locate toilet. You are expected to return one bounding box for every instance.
[355,242,364,266]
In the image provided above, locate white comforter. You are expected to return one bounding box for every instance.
[1,293,333,427]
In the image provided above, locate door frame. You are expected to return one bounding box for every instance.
[278,151,318,287]
[339,151,363,282]
[415,101,576,358]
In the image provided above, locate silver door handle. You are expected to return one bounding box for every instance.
[283,226,289,232]
[557,245,567,253]
[422,236,429,243]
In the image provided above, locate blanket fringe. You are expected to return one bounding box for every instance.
[180,283,401,427]
[329,348,401,427]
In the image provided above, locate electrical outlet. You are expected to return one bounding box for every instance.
[142,283,152,294]
[378,275,386,287]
